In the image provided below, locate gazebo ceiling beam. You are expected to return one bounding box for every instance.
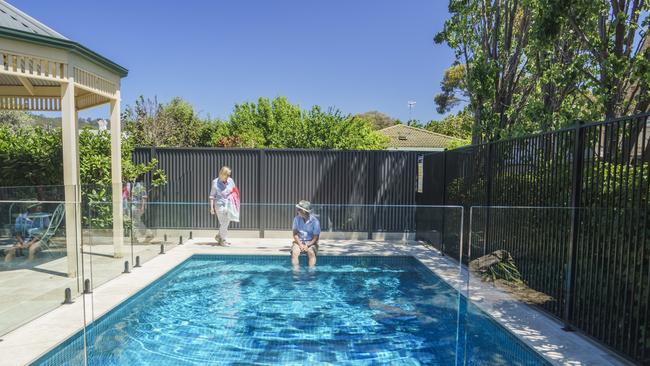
[16,76,34,95]
[76,93,110,111]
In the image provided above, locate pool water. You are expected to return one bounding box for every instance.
[33,255,549,365]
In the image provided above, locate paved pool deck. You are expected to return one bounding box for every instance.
[0,238,628,366]
[0,241,175,338]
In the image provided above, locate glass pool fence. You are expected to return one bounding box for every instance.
[3,199,579,365]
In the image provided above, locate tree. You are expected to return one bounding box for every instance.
[302,106,387,149]
[426,112,473,140]
[0,111,35,127]
[541,0,650,119]
[162,97,203,146]
[522,13,598,132]
[436,0,533,143]
[123,96,204,147]
[225,97,386,149]
[521,0,649,150]
[434,64,467,114]
[356,111,398,130]
[227,97,303,148]
[436,0,650,142]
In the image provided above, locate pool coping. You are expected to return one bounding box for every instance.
[0,239,629,366]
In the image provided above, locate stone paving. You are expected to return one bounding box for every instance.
[0,236,174,338]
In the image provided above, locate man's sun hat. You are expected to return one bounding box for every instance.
[295,200,312,213]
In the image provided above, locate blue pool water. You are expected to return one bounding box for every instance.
[33,255,549,365]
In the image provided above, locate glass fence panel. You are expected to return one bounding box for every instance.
[118,202,465,244]
[86,200,132,292]
[126,201,185,266]
[4,194,638,365]
[0,185,90,366]
[0,185,67,202]
[0,197,83,336]
[4,199,468,365]
[76,203,470,365]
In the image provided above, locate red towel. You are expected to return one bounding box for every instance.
[231,186,241,211]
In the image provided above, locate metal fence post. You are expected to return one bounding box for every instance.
[483,143,494,257]
[367,152,377,240]
[258,150,265,238]
[563,121,585,331]
[440,150,447,255]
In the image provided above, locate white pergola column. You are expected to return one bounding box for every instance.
[110,90,124,258]
[61,78,82,278]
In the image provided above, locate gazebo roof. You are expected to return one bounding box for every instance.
[0,0,127,77]
[0,0,67,39]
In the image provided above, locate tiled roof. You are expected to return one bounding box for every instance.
[379,124,459,149]
[0,0,67,39]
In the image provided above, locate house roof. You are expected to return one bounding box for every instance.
[379,124,460,149]
[0,0,128,77]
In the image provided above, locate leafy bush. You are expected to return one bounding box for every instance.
[0,126,63,187]
[123,96,388,150]
[226,97,387,149]
[122,96,203,147]
[0,125,166,227]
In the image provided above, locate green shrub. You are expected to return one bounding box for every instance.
[0,126,63,187]
[0,125,166,227]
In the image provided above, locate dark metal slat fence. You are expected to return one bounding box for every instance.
[418,113,650,364]
[133,148,419,233]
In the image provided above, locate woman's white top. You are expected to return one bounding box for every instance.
[209,177,235,208]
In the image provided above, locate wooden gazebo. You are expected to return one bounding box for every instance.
[0,0,128,276]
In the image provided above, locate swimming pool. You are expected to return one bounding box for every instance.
[33,255,549,365]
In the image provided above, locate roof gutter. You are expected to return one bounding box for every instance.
[0,26,128,77]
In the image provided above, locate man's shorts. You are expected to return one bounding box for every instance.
[291,241,318,255]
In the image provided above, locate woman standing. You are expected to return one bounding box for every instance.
[209,166,236,246]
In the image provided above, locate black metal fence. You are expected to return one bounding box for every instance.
[418,113,650,364]
[133,148,421,233]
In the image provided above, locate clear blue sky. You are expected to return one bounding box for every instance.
[11,0,456,123]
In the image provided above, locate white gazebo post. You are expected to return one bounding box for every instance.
[0,1,129,277]
[61,74,81,277]
[110,90,124,258]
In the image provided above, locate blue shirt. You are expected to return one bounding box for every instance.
[209,177,235,207]
[14,212,49,238]
[292,214,321,242]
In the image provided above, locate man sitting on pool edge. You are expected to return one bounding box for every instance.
[291,200,320,267]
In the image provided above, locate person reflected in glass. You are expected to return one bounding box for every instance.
[291,200,320,267]
[4,205,49,262]
[129,177,152,243]
[209,166,237,246]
